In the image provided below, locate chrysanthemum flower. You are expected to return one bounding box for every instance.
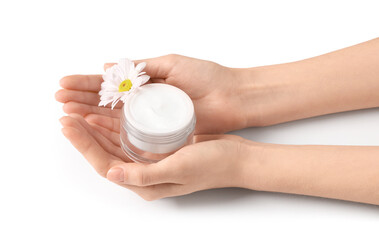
[99,58,150,109]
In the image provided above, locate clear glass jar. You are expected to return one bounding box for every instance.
[120,83,196,164]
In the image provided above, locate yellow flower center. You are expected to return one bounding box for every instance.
[119,79,132,92]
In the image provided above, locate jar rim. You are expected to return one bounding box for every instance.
[122,112,196,144]
[122,83,196,141]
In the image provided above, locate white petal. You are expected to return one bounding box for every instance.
[100,93,115,101]
[111,98,121,109]
[99,99,112,107]
[129,60,135,73]
[120,92,132,103]
[128,69,138,80]
[99,84,118,95]
[102,68,114,82]
[127,60,136,79]
[133,75,142,85]
[137,75,150,85]
[135,62,146,74]
[103,65,123,87]
[113,66,124,83]
[119,58,132,79]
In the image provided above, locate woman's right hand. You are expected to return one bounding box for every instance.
[104,54,252,134]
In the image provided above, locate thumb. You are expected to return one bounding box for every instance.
[104,54,179,79]
[106,160,178,186]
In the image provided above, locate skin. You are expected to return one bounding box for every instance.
[56,38,379,204]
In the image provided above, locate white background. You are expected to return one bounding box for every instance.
[1,0,378,239]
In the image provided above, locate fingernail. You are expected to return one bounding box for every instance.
[107,167,124,182]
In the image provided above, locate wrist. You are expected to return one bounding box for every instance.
[232,63,331,127]
[233,138,271,190]
[231,66,296,127]
[237,141,288,191]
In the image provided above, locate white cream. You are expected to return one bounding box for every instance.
[126,84,194,135]
[120,83,196,162]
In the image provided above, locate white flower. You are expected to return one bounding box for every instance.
[99,58,150,109]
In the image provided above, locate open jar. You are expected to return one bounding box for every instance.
[120,83,196,164]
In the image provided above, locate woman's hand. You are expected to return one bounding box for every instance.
[103,54,251,134]
[106,135,253,201]
[58,113,255,200]
[56,54,252,134]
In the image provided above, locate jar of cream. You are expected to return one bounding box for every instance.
[120,83,196,164]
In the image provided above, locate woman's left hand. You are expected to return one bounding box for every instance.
[58,113,255,200]
[106,134,254,201]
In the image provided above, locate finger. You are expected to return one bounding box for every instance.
[106,161,180,187]
[55,89,99,105]
[60,75,103,92]
[104,54,179,79]
[85,114,120,133]
[116,182,184,201]
[55,89,123,109]
[63,102,121,118]
[68,114,127,161]
[61,115,124,162]
[89,123,121,147]
[60,118,122,177]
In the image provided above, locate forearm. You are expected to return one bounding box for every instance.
[241,142,379,205]
[236,38,379,126]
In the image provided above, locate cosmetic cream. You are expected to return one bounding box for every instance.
[120,83,196,163]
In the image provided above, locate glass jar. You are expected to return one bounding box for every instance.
[120,83,196,164]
